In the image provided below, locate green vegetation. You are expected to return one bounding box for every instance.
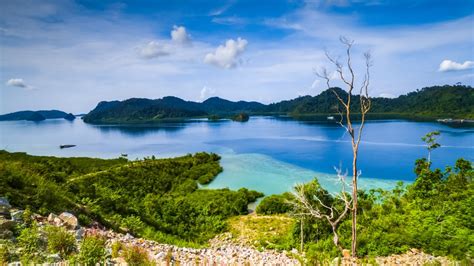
[123,245,154,265]
[45,226,76,258]
[256,193,293,215]
[0,150,262,246]
[17,223,44,263]
[256,157,473,260]
[75,234,106,265]
[232,112,250,122]
[266,85,474,120]
[228,215,296,250]
[81,85,473,124]
[0,110,72,121]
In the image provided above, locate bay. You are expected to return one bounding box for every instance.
[0,117,472,196]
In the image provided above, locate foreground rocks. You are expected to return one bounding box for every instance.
[91,229,301,265]
[0,201,461,266]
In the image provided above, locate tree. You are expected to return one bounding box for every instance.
[316,37,372,257]
[289,168,352,252]
[421,131,440,163]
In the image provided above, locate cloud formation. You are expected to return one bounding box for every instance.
[438,60,474,72]
[204,38,248,69]
[138,41,170,59]
[200,86,216,100]
[6,78,30,88]
[171,25,191,44]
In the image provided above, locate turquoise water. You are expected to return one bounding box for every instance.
[0,117,472,195]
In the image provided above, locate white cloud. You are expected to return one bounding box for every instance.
[204,38,248,69]
[212,16,247,25]
[137,41,170,59]
[171,25,191,44]
[438,60,474,72]
[6,78,30,88]
[379,93,395,98]
[200,86,216,100]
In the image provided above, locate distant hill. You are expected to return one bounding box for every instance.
[265,85,474,120]
[82,97,263,124]
[0,110,73,122]
[82,85,473,124]
[202,97,265,114]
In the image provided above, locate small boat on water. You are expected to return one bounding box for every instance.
[327,116,335,120]
[59,144,76,149]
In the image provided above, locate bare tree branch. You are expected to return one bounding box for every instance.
[313,37,372,257]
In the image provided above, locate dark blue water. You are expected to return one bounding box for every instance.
[0,117,472,195]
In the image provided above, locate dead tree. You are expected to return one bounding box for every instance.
[315,37,372,257]
[288,168,352,251]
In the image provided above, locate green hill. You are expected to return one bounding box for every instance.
[0,110,72,121]
[266,85,474,119]
[81,85,473,124]
[0,150,262,245]
[82,96,264,124]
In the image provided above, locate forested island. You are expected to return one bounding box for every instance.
[0,110,75,122]
[81,85,473,124]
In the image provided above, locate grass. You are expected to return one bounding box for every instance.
[227,214,296,251]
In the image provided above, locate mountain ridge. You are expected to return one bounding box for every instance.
[82,85,473,124]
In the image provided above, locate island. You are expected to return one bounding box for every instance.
[0,110,76,122]
[81,85,473,125]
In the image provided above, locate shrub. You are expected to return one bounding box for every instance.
[111,241,122,258]
[45,226,76,258]
[76,234,106,265]
[17,223,45,263]
[256,193,293,215]
[0,240,16,264]
[123,245,154,265]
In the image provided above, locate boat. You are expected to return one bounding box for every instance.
[59,144,76,149]
[327,116,335,120]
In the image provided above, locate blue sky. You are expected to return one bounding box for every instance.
[1,0,473,113]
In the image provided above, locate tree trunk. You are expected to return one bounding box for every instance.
[352,150,358,257]
[332,224,342,251]
[300,218,304,252]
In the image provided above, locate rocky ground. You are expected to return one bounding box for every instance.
[0,198,460,265]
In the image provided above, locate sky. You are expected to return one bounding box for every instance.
[1,0,473,113]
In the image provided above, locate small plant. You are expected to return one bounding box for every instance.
[22,207,34,226]
[45,225,76,258]
[111,241,122,258]
[76,234,107,265]
[0,240,16,264]
[123,245,154,265]
[17,223,45,263]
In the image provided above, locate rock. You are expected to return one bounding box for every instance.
[47,253,61,262]
[59,212,78,229]
[10,210,24,222]
[75,227,85,240]
[0,198,11,219]
[47,213,58,222]
[342,249,351,258]
[0,218,15,231]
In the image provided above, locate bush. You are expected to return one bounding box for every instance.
[17,223,45,263]
[123,245,154,265]
[76,234,107,265]
[256,193,293,215]
[0,240,16,264]
[45,226,76,258]
[111,241,122,258]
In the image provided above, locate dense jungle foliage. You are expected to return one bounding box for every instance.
[81,85,474,124]
[256,157,474,261]
[0,151,262,246]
